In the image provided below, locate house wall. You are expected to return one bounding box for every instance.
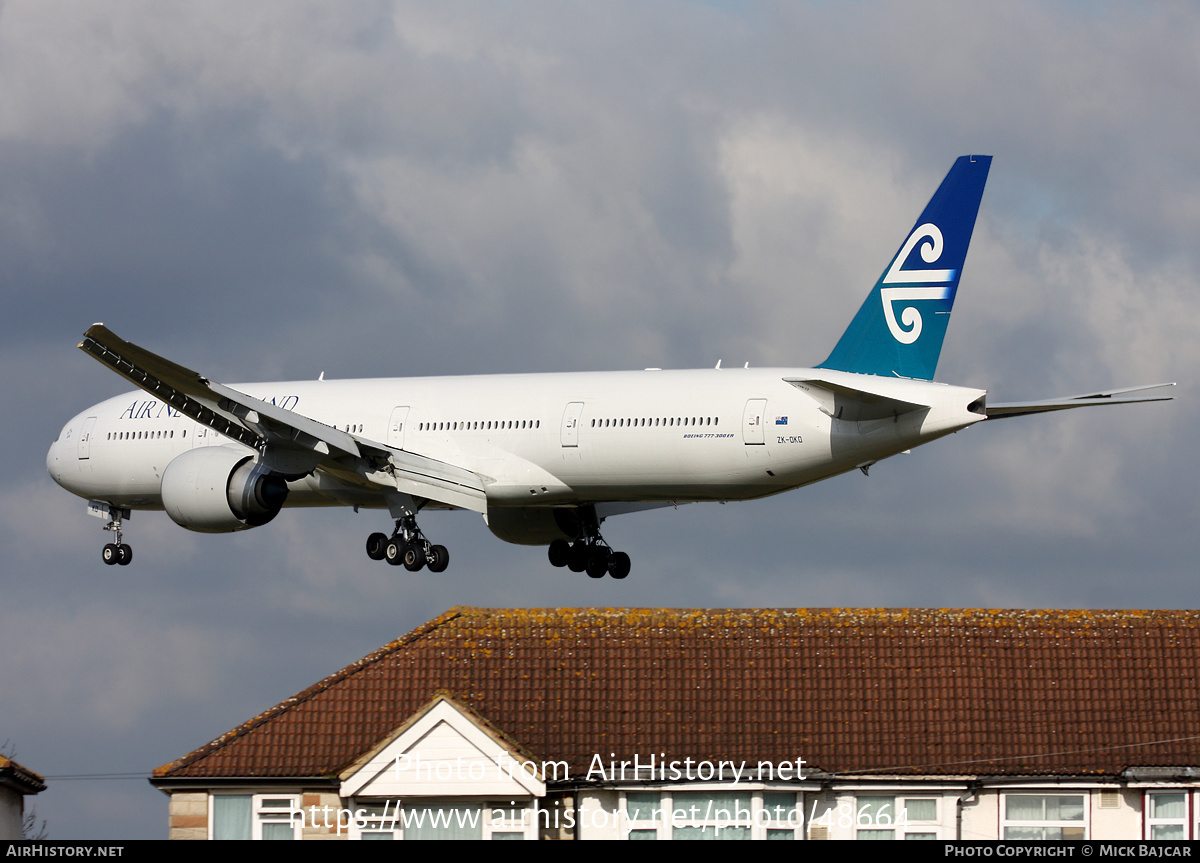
[171,782,1200,839]
[959,788,998,841]
[0,786,23,841]
[167,791,207,840]
[960,786,1147,841]
[299,792,346,840]
[576,789,622,840]
[1092,788,1144,840]
[813,789,960,840]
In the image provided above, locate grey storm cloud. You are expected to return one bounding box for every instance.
[0,1,1196,839]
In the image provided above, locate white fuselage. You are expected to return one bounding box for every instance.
[47,366,987,521]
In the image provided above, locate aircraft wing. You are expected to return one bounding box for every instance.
[984,383,1176,420]
[77,324,487,513]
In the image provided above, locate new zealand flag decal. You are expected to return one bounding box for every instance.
[775,416,788,425]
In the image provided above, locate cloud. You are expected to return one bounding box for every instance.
[3,0,1198,838]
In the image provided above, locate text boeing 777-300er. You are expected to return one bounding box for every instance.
[46,156,1173,578]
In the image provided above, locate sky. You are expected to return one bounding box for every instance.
[1,0,1197,840]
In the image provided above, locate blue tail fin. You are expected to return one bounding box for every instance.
[817,155,991,380]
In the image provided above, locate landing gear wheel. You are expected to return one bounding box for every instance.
[608,551,630,580]
[97,504,131,567]
[380,513,447,573]
[548,539,570,568]
[586,547,611,579]
[567,543,589,573]
[366,532,389,561]
[548,506,627,579]
[403,543,427,572]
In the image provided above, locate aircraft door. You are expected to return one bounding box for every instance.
[560,402,584,447]
[388,407,411,450]
[77,416,97,459]
[742,399,766,445]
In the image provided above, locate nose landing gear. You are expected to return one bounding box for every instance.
[93,502,132,566]
[101,543,131,565]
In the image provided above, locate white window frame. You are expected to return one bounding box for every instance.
[1001,792,1088,840]
[761,790,803,840]
[208,792,301,840]
[852,794,940,840]
[483,800,534,840]
[854,794,901,840]
[619,789,805,840]
[622,790,665,840]
[899,796,940,840]
[668,789,754,840]
[347,798,537,840]
[256,794,301,840]
[806,789,957,840]
[1145,790,1189,840]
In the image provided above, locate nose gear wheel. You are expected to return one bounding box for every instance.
[97,504,132,566]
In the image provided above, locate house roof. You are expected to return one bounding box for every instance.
[0,756,46,795]
[153,607,1200,782]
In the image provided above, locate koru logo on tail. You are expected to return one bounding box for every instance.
[880,223,954,344]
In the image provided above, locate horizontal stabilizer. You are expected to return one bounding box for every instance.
[985,383,1176,420]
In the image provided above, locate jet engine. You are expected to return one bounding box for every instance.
[160,446,289,533]
[484,507,583,545]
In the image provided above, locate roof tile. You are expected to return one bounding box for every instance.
[155,607,1200,780]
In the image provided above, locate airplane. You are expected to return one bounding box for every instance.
[45,155,1174,579]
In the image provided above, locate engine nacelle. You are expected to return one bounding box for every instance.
[484,507,583,545]
[161,446,289,533]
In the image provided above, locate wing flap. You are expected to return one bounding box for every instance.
[352,442,487,514]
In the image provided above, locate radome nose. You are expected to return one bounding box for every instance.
[46,433,62,484]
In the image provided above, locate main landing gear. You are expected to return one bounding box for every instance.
[97,504,132,566]
[549,539,630,579]
[365,514,448,573]
[547,512,631,580]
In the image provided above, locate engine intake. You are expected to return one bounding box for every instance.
[161,446,289,533]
